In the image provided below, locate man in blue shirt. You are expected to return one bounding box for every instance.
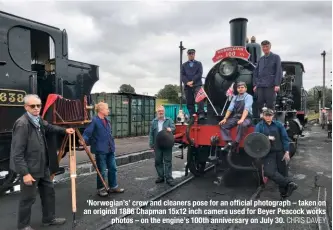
[218,82,253,151]
[253,40,283,114]
[181,49,205,120]
[255,108,298,199]
[82,102,124,197]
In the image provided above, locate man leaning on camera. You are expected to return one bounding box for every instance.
[10,94,74,230]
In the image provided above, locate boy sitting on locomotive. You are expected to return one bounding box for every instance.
[218,81,253,152]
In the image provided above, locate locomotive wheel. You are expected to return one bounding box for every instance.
[187,146,206,177]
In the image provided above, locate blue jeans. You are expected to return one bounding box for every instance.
[95,152,118,189]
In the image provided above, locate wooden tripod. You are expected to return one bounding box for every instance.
[50,127,109,192]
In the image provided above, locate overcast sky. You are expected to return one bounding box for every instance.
[1,0,332,96]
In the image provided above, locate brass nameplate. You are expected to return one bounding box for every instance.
[0,88,27,106]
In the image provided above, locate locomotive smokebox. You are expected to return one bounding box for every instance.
[229,18,248,47]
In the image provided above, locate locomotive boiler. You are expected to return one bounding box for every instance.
[174,18,307,185]
[0,11,99,193]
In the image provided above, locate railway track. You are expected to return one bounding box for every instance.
[96,163,264,230]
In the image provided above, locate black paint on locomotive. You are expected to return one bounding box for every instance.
[0,11,99,192]
[203,18,306,126]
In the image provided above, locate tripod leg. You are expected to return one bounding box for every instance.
[50,134,69,181]
[74,128,109,191]
[57,135,69,163]
[69,133,77,227]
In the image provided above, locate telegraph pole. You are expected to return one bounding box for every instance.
[179,41,186,108]
[321,50,326,108]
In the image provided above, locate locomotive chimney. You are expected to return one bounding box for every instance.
[229,18,248,47]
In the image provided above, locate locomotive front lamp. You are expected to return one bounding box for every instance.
[218,59,238,77]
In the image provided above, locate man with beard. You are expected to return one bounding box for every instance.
[218,82,253,151]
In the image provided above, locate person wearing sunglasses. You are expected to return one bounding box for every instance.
[10,94,74,230]
[181,49,205,120]
[255,108,298,200]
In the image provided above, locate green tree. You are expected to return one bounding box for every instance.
[156,84,186,104]
[118,84,136,94]
[306,86,332,110]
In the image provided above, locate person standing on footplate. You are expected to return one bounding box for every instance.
[181,49,205,120]
[149,105,176,186]
[255,108,298,199]
[81,102,124,197]
[253,40,283,115]
[218,82,253,152]
[10,94,74,230]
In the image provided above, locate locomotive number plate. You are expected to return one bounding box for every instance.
[0,89,26,106]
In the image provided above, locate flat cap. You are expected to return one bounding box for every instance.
[263,108,274,115]
[187,49,196,54]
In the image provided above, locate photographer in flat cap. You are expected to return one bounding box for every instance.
[181,49,205,120]
[149,105,176,186]
[255,108,298,199]
[218,82,253,151]
[253,40,283,114]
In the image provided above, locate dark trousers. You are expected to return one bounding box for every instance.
[95,152,118,189]
[256,87,276,112]
[220,117,251,142]
[263,151,291,194]
[184,85,205,116]
[154,147,173,181]
[18,170,55,229]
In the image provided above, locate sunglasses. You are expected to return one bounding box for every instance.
[28,104,41,109]
[188,52,195,55]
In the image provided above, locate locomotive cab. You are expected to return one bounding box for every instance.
[0,11,99,193]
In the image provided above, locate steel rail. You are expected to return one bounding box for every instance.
[97,164,216,230]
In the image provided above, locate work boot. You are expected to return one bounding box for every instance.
[42,218,66,226]
[231,142,239,153]
[155,178,164,183]
[97,188,108,197]
[285,182,298,197]
[166,179,175,186]
[19,226,35,230]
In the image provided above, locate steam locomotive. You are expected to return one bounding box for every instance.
[0,11,99,193]
[174,18,307,185]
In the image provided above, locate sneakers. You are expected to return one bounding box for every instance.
[42,218,66,226]
[19,227,34,230]
[97,188,109,197]
[109,187,125,193]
